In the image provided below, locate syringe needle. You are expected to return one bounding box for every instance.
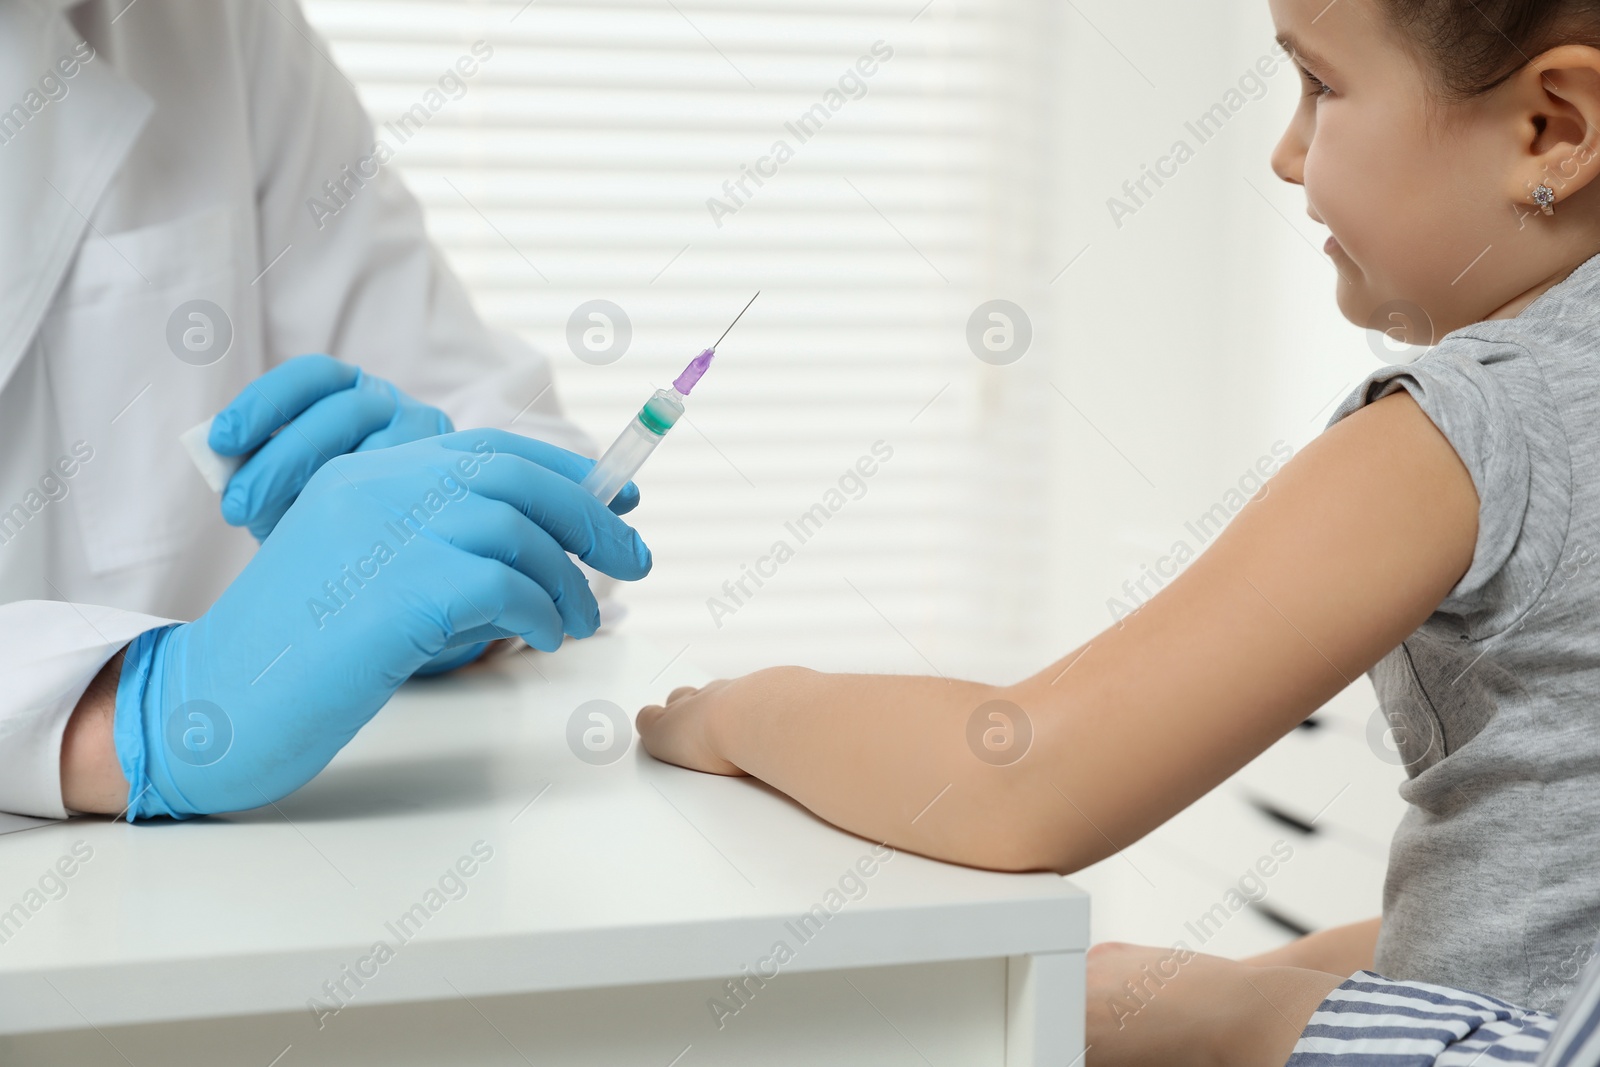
[710,291,760,351]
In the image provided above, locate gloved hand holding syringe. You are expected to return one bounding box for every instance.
[580,291,759,505]
[168,292,761,681]
[440,289,760,654]
[124,297,763,820]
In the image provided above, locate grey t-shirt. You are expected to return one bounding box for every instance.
[1327,250,1600,1013]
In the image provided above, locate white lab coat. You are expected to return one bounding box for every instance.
[0,0,592,818]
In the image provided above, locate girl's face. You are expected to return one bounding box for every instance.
[1268,0,1577,339]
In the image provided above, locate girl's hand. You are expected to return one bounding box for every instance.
[637,677,755,777]
[1085,941,1345,1067]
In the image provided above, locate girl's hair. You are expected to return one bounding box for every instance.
[1378,0,1600,100]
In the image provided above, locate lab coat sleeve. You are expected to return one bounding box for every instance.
[239,0,593,457]
[0,602,178,819]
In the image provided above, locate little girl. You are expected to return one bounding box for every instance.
[640,0,1600,1059]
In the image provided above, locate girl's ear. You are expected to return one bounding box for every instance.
[1500,44,1600,206]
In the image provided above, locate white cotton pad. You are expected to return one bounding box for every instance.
[179,417,245,493]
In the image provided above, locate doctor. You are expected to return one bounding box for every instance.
[0,0,650,821]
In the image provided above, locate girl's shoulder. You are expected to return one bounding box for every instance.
[1328,318,1577,638]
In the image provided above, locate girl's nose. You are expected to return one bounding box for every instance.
[1271,124,1307,186]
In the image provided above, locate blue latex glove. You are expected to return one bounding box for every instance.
[114,430,649,820]
[210,354,454,542]
[210,354,508,676]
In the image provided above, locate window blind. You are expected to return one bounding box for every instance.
[303,0,1061,677]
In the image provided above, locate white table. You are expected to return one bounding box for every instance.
[0,635,1087,1066]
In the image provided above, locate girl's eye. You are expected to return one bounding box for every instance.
[1300,66,1332,97]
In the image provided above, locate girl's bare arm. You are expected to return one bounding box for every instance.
[1243,916,1382,973]
[638,390,1478,873]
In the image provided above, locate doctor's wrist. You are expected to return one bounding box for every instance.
[61,650,130,816]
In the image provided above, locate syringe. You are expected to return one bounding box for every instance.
[580,292,759,506]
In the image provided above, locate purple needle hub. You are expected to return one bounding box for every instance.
[672,348,716,395]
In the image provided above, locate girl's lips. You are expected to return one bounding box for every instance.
[1325,234,1341,255]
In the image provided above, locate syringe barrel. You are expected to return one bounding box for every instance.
[580,390,684,505]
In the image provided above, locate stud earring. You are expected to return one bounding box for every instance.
[1533,183,1557,216]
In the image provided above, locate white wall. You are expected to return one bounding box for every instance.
[1032,0,1383,673]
